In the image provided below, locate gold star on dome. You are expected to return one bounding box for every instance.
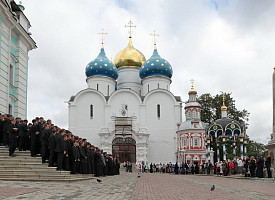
[161,64,164,66]
[151,63,154,66]
[94,63,97,66]
[104,64,107,66]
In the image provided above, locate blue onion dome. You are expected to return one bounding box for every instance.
[85,47,118,80]
[139,47,172,79]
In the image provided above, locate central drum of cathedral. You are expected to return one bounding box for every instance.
[67,23,182,164]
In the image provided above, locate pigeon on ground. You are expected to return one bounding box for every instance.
[211,185,215,191]
[97,179,102,183]
[137,175,140,178]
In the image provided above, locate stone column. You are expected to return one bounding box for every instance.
[216,141,220,162]
[240,136,244,160]
[233,139,236,160]
[244,137,248,159]
[222,135,226,161]
[207,136,211,161]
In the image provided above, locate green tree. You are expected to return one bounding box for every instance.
[246,139,268,157]
[197,92,250,128]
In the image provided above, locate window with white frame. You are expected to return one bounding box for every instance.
[9,64,14,86]
[194,138,198,146]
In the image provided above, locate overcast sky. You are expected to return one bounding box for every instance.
[21,0,275,144]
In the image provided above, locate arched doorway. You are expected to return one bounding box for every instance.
[112,137,136,163]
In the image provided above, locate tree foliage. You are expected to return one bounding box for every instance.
[197,92,250,128]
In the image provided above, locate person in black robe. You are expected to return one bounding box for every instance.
[150,163,153,173]
[63,135,70,171]
[30,119,40,157]
[41,124,50,163]
[115,158,120,175]
[89,146,95,174]
[8,119,18,156]
[2,115,11,146]
[256,156,264,178]
[79,142,87,174]
[71,140,80,174]
[95,148,104,177]
[195,163,199,174]
[249,157,256,178]
[265,156,272,178]
[54,129,66,170]
[175,162,179,174]
[15,117,21,148]
[48,129,56,167]
[18,120,28,151]
[85,143,92,174]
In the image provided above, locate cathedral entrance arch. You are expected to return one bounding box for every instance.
[112,137,136,163]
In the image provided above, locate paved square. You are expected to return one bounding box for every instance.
[0,172,274,200]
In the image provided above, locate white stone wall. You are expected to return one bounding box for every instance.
[0,2,36,118]
[68,86,181,164]
[144,90,180,163]
[141,76,170,96]
[86,76,116,96]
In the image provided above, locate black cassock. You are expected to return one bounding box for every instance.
[95,152,103,177]
[86,148,92,174]
[8,124,18,156]
[71,145,80,174]
[89,149,95,174]
[63,140,70,171]
[79,146,87,174]
[30,125,40,157]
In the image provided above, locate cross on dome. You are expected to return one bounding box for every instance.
[98,28,108,47]
[150,30,160,47]
[125,20,136,38]
[190,78,195,90]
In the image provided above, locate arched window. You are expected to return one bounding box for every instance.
[96,84,99,91]
[157,104,160,118]
[148,85,150,93]
[9,64,14,85]
[8,104,12,115]
[158,83,159,89]
[107,85,109,96]
[90,104,93,118]
[194,138,198,146]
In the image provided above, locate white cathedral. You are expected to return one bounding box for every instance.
[67,25,184,164]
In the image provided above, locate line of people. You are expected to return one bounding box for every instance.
[214,156,272,178]
[0,113,120,177]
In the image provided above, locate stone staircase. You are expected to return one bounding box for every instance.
[0,146,94,182]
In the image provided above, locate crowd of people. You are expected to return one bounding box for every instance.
[137,160,213,174]
[138,156,272,178]
[0,113,120,177]
[214,156,272,178]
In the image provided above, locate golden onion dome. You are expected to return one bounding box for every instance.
[114,37,146,69]
[221,95,228,111]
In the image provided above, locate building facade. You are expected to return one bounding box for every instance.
[267,68,275,167]
[176,83,207,165]
[68,29,182,164]
[0,1,36,118]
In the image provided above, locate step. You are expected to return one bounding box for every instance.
[0,170,71,175]
[0,177,95,182]
[0,159,41,163]
[0,165,56,170]
[0,155,41,160]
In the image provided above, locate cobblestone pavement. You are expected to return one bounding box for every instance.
[0,172,275,200]
[131,174,275,200]
[0,171,137,200]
